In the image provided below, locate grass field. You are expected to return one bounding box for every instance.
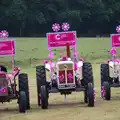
[0,37,112,68]
[0,37,120,120]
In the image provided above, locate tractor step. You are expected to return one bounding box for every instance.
[110,83,120,87]
[49,87,86,93]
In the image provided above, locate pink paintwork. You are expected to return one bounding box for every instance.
[0,87,7,94]
[110,48,117,56]
[0,40,15,56]
[47,31,76,48]
[111,34,120,47]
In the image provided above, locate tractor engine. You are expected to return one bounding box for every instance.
[56,60,76,90]
[109,60,120,79]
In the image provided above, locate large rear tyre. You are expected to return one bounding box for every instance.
[41,85,48,109]
[19,73,30,109]
[82,62,94,87]
[36,66,47,106]
[19,91,26,113]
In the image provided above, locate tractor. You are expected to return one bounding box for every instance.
[36,23,95,109]
[0,33,30,113]
[101,29,120,100]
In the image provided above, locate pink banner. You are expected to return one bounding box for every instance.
[0,40,16,56]
[47,31,76,48]
[111,34,120,47]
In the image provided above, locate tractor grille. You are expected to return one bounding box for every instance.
[58,63,74,84]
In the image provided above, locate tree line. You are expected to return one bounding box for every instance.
[0,0,120,37]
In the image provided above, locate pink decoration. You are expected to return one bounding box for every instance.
[110,48,117,56]
[74,62,78,70]
[59,74,65,82]
[0,40,15,56]
[62,23,70,31]
[101,86,105,98]
[44,60,48,64]
[72,51,79,58]
[0,87,7,94]
[111,34,120,47]
[0,32,2,37]
[116,25,120,33]
[67,73,73,79]
[107,59,111,63]
[0,30,9,39]
[79,58,84,61]
[48,51,54,60]
[94,88,96,103]
[47,31,76,48]
[52,23,60,32]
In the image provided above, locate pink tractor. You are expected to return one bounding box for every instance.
[101,25,120,100]
[0,31,30,113]
[36,23,96,109]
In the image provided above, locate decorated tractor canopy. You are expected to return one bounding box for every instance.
[0,30,30,113]
[0,30,16,69]
[36,23,96,109]
[101,25,120,101]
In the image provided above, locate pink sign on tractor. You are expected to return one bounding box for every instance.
[0,40,16,56]
[47,31,77,48]
[111,34,120,47]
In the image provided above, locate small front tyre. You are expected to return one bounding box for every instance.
[41,85,48,109]
[19,73,30,110]
[19,91,26,113]
[103,81,111,100]
[87,83,94,107]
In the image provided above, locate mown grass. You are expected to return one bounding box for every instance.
[0,37,113,68]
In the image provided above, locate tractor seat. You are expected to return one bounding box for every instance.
[0,65,7,73]
[0,72,6,78]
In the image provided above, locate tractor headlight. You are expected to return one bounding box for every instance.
[109,61,114,67]
[78,61,83,67]
[52,74,57,80]
[45,63,50,71]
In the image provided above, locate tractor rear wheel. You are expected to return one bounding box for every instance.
[82,62,94,87]
[19,73,30,109]
[36,66,47,106]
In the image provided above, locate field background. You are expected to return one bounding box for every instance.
[0,37,120,120]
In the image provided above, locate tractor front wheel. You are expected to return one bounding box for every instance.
[19,91,26,113]
[87,83,94,107]
[40,85,48,109]
[103,81,111,100]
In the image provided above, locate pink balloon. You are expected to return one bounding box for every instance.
[110,48,117,56]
